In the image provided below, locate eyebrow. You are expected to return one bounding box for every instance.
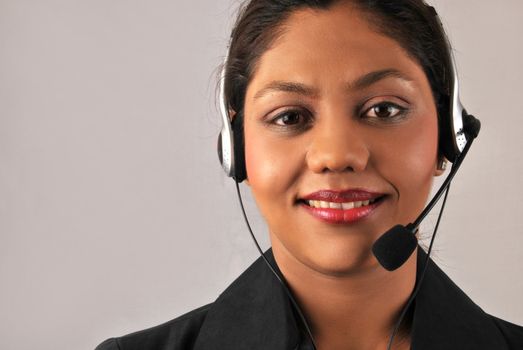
[253,81,318,99]
[253,68,413,99]
[349,68,413,90]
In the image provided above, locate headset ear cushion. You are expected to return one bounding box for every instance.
[232,112,247,182]
[438,116,457,162]
[217,132,224,166]
[437,95,459,163]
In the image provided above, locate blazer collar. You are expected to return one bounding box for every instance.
[194,250,302,350]
[411,247,507,349]
[195,247,507,350]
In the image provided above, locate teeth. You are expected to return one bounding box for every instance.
[329,202,342,209]
[341,202,354,210]
[306,198,378,209]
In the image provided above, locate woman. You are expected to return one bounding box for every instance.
[96,0,523,349]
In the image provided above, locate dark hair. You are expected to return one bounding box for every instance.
[223,0,452,121]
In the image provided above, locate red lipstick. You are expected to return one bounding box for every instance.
[300,189,385,224]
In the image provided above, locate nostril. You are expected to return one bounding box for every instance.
[320,165,355,173]
[306,148,368,174]
[305,133,370,174]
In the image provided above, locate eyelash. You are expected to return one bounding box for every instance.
[266,101,408,131]
[361,102,408,121]
[270,109,312,128]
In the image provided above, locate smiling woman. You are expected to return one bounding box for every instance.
[243,5,440,281]
[95,1,523,349]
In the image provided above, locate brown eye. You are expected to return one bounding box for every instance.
[266,108,314,134]
[366,103,404,119]
[274,111,303,125]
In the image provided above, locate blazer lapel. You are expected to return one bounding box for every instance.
[194,250,301,350]
[411,247,508,349]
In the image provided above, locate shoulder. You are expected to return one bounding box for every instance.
[412,248,523,349]
[489,315,523,349]
[95,303,212,350]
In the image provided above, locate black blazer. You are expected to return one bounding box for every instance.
[96,248,523,349]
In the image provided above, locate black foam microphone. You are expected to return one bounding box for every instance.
[372,224,418,271]
[372,113,481,271]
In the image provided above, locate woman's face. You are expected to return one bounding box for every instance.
[243,3,441,275]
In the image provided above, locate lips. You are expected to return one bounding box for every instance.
[299,189,385,224]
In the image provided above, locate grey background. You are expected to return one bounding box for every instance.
[1,1,522,349]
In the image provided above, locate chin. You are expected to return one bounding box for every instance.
[300,238,381,277]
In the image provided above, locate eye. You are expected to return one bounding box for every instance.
[363,102,406,119]
[266,108,314,129]
[272,110,307,126]
[264,108,313,134]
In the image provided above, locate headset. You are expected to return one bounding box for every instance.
[216,61,246,182]
[216,4,480,350]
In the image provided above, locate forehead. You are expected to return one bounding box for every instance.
[247,2,428,95]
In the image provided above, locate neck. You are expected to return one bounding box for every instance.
[271,238,417,350]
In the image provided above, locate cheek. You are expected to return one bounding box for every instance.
[389,128,438,175]
[243,122,305,218]
[377,115,439,217]
[244,135,281,195]
[244,123,288,198]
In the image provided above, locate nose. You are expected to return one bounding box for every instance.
[305,116,370,174]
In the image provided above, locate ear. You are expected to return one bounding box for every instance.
[434,157,447,177]
[228,109,237,122]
